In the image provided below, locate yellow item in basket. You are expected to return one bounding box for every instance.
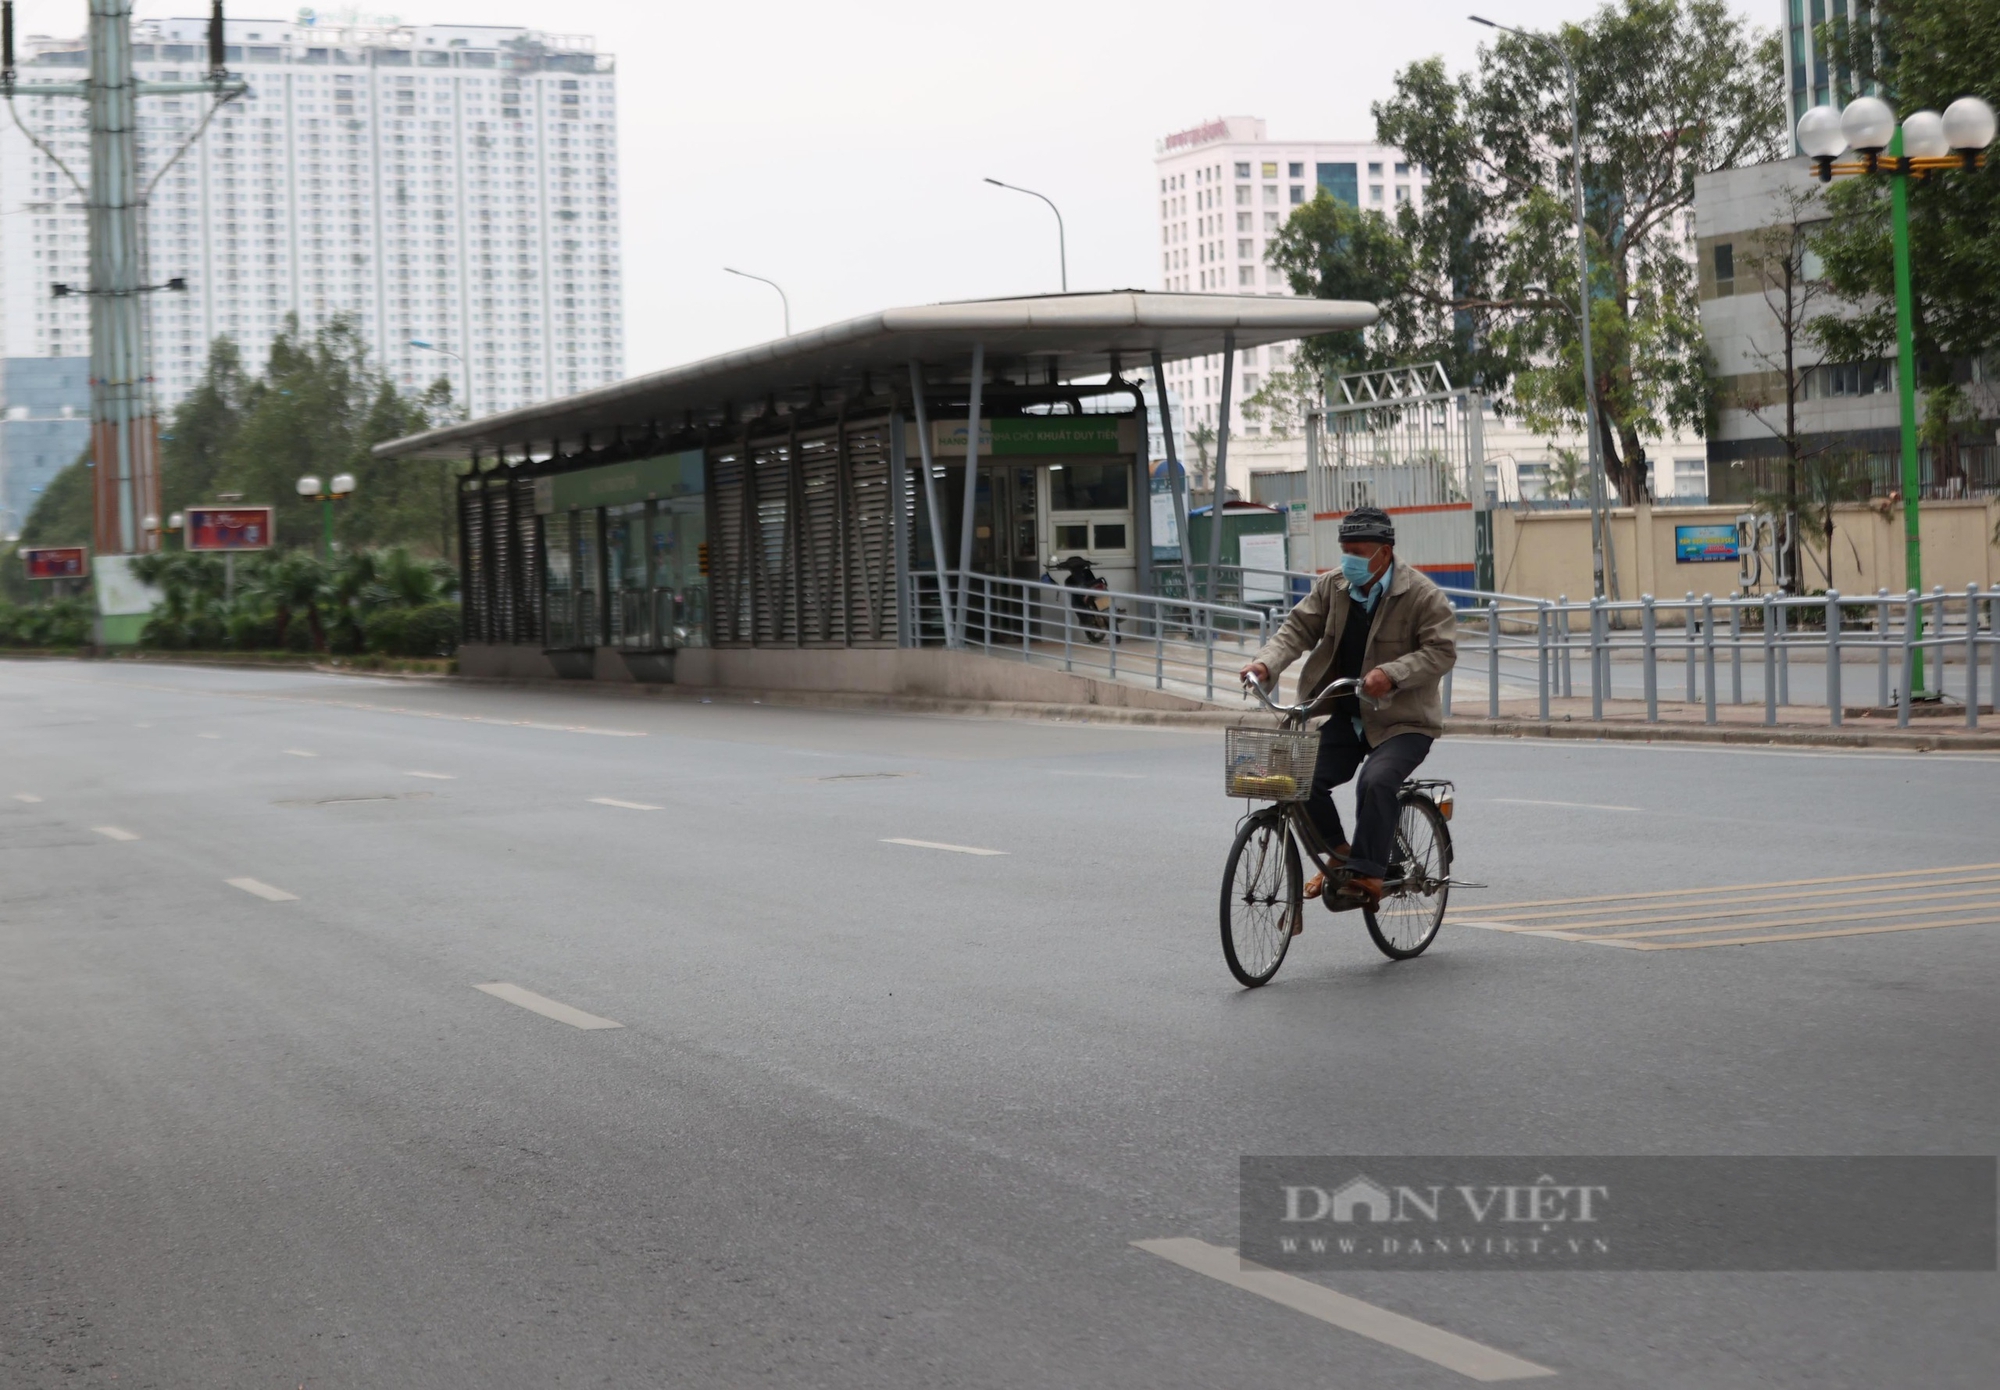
[1232,772,1299,799]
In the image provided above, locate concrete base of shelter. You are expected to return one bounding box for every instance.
[455,643,1213,713]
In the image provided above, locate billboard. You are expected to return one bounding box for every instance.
[21,546,88,580]
[1674,524,1740,564]
[185,506,274,552]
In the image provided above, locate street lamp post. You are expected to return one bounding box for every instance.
[983,178,1068,293]
[296,473,356,561]
[409,339,470,419]
[1796,95,1996,697]
[723,267,791,336]
[1480,12,1616,600]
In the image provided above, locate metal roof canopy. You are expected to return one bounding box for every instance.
[372,291,1377,460]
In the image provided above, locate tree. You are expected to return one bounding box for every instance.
[164,314,458,557]
[1543,447,1588,500]
[1727,183,1843,587]
[16,446,95,549]
[1375,0,1785,503]
[1811,0,2000,490]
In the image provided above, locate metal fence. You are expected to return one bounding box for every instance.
[904,570,1274,702]
[1444,583,2000,730]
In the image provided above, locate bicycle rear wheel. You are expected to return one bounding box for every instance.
[1220,809,1300,987]
[1364,793,1451,960]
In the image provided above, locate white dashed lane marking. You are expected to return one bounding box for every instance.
[197,733,221,740]
[93,826,140,842]
[406,770,455,780]
[882,838,1008,856]
[14,792,42,803]
[473,982,623,1031]
[285,749,318,758]
[227,877,299,902]
[1490,798,1639,812]
[1133,1239,1554,1382]
[589,797,661,811]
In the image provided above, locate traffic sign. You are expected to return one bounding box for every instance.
[184,506,274,552]
[21,546,89,580]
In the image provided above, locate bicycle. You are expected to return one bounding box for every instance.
[1219,675,1460,986]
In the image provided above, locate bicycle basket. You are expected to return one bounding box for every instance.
[1223,726,1317,801]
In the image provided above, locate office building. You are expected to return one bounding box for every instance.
[0,17,622,420]
[1782,0,1880,139]
[0,356,89,538]
[1152,116,1422,445]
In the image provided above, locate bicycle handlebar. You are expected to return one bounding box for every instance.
[1242,673,1369,724]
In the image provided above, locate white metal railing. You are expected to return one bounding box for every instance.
[913,563,2000,728]
[904,570,1274,702]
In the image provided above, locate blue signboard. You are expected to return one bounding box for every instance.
[1675,524,1739,564]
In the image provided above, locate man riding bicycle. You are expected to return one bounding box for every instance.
[1240,506,1457,913]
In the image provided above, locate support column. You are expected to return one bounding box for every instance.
[1150,350,1194,603]
[908,362,957,646]
[1205,333,1235,601]
[955,344,985,647]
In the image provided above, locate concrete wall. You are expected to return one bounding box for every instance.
[1492,499,2000,603]
[457,643,1214,711]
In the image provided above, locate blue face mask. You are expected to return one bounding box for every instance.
[1340,552,1380,592]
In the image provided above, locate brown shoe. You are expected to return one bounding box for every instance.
[1304,872,1325,901]
[1333,876,1384,910]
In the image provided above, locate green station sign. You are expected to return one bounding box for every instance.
[931,417,1123,456]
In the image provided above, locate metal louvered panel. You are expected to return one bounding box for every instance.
[797,431,845,645]
[459,480,488,644]
[513,477,541,645]
[709,448,751,645]
[485,482,513,643]
[752,440,795,645]
[844,420,895,644]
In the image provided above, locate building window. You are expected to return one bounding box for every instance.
[1235,184,1250,205]
[1712,241,1734,294]
[1260,161,1277,178]
[1317,163,1358,207]
[1235,161,1250,177]
[1394,185,1410,203]
[1287,162,1303,178]
[1289,185,1304,204]
[1238,266,1256,286]
[1370,184,1385,204]
[1237,239,1253,258]
[1369,162,1383,177]
[1262,183,1277,204]
[1394,162,1410,176]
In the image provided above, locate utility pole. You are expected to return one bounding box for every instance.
[3,1,245,556]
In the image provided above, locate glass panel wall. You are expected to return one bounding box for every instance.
[544,510,578,648]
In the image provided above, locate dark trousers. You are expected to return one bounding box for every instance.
[1304,721,1435,879]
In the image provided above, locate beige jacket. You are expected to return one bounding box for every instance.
[1253,563,1459,742]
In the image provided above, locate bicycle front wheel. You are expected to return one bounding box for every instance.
[1220,809,1300,987]
[1364,793,1452,960]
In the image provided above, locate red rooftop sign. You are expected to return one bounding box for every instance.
[1163,119,1230,151]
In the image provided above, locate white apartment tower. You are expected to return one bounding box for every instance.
[1153,115,1421,442]
[0,17,622,419]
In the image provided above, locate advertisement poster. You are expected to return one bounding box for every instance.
[21,546,88,580]
[1674,524,1739,564]
[185,506,275,552]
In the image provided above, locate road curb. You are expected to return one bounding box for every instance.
[26,654,1997,749]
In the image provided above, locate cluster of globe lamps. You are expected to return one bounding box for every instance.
[1795,95,1996,176]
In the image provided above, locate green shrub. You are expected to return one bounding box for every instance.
[365,600,457,657]
[0,598,90,648]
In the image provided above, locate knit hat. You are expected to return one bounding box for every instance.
[1338,505,1395,545]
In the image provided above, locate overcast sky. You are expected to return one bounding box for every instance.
[31,1,1770,376]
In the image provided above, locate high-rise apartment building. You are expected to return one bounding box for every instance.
[1152,116,1421,443]
[1781,1,1879,139]
[0,17,622,421]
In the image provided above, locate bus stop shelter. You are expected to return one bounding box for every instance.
[373,291,1374,695]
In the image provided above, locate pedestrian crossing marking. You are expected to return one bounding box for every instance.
[1456,862,2000,950]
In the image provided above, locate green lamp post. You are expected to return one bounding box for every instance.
[296,472,356,560]
[1797,94,1996,697]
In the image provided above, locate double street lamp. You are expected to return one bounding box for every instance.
[297,472,356,560]
[1795,93,1996,696]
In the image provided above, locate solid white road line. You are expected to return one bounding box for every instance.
[473,982,623,1031]
[1133,1239,1554,1382]
[14,792,42,803]
[226,877,299,902]
[1045,769,1146,780]
[406,770,455,780]
[882,837,1008,856]
[197,732,221,740]
[92,826,140,842]
[284,749,318,758]
[1491,798,1640,812]
[589,797,662,811]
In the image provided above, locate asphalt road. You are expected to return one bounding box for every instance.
[3,658,1996,1389]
